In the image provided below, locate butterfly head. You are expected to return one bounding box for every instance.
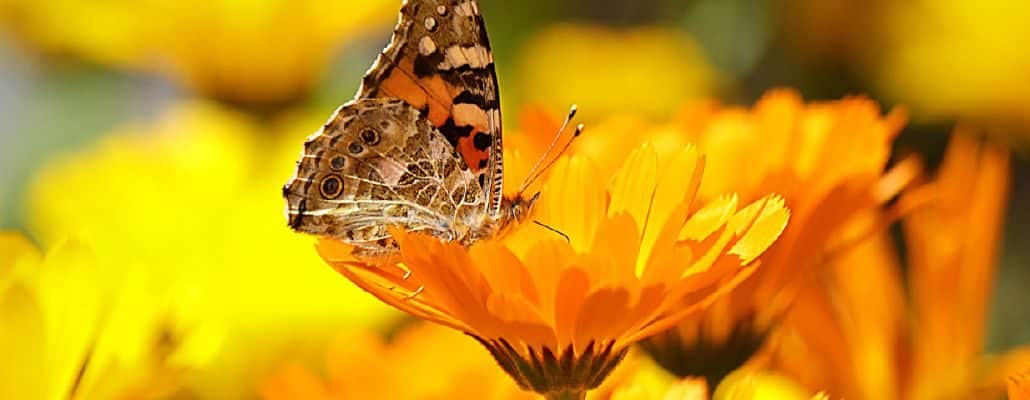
[506,192,540,223]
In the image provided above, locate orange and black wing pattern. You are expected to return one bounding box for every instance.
[357,0,504,216]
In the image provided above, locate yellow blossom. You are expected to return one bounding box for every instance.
[876,0,1030,131]
[24,101,398,398]
[517,24,723,119]
[773,132,1027,400]
[599,365,826,400]
[0,0,397,106]
[319,129,789,398]
[0,232,221,399]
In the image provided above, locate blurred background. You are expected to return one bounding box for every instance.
[0,0,1028,398]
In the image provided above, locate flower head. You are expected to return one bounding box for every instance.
[0,0,397,106]
[0,232,221,399]
[875,0,1030,132]
[542,89,914,383]
[320,136,789,397]
[517,24,723,118]
[773,131,1024,399]
[24,101,398,397]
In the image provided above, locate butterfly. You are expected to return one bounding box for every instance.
[284,0,566,259]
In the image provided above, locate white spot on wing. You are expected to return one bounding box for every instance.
[438,45,492,70]
[419,36,437,56]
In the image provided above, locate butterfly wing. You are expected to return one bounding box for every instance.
[358,0,504,217]
[283,98,487,256]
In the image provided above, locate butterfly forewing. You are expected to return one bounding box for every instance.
[358,0,504,216]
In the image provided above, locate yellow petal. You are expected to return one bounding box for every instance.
[728,195,790,265]
[714,370,816,400]
[0,282,46,400]
[609,144,660,229]
[679,194,739,243]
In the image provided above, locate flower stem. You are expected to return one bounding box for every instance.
[544,391,587,400]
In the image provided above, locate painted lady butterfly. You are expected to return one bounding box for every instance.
[284,0,545,259]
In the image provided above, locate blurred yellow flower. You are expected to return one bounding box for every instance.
[605,377,708,400]
[773,132,1026,400]
[530,89,913,384]
[713,371,827,400]
[319,131,789,398]
[24,101,398,398]
[517,24,723,119]
[876,0,1030,132]
[0,232,221,399]
[0,0,396,106]
[600,367,827,400]
[261,322,535,400]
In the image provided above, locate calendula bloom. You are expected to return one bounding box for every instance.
[25,102,398,398]
[0,233,222,399]
[321,137,790,398]
[874,0,1030,133]
[517,24,723,118]
[550,89,913,384]
[0,0,396,106]
[261,322,535,400]
[773,132,1029,399]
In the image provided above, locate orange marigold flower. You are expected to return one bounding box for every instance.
[527,89,914,384]
[773,131,1022,400]
[318,141,789,398]
[675,90,913,332]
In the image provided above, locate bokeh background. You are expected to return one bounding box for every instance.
[1,0,1028,398]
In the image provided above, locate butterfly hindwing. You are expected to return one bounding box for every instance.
[358,0,504,216]
[284,98,487,256]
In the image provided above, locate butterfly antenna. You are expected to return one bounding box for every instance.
[519,123,585,194]
[533,220,571,243]
[518,105,578,194]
